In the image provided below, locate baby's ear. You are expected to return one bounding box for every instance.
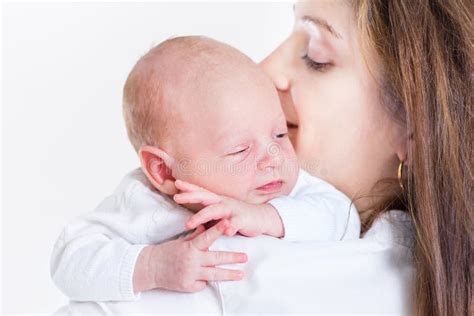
[139,146,178,195]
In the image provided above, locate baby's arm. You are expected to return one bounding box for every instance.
[174,180,285,238]
[133,220,246,294]
[174,175,360,242]
[51,182,246,302]
[267,193,360,241]
[50,202,149,302]
[268,170,361,241]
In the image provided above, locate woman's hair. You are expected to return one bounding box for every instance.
[355,0,472,315]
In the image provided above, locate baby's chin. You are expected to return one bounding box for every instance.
[247,194,283,205]
[246,185,293,204]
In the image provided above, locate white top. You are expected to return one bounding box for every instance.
[51,168,360,302]
[53,211,414,315]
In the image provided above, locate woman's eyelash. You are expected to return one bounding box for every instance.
[276,133,288,138]
[302,54,330,72]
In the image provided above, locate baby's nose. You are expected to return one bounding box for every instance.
[257,142,283,171]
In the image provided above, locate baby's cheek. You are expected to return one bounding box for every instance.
[209,166,254,200]
[231,169,260,201]
[282,148,300,189]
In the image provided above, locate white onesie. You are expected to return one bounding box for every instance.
[50,168,360,301]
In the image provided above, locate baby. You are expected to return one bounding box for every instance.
[51,36,360,301]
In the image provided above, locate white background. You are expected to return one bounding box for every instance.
[2,1,293,314]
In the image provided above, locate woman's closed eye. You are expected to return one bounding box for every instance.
[276,132,288,138]
[302,54,331,72]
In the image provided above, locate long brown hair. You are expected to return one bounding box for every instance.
[355,0,473,315]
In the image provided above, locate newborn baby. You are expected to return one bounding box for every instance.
[126,36,299,237]
[51,36,360,302]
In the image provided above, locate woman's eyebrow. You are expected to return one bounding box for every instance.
[301,15,343,40]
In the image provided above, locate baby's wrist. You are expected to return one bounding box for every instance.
[133,245,159,294]
[148,244,168,290]
[261,204,284,238]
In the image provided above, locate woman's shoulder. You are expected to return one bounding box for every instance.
[362,210,414,248]
[213,210,415,314]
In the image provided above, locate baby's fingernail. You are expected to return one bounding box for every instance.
[236,271,244,279]
[240,254,248,262]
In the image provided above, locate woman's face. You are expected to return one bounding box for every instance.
[261,0,406,211]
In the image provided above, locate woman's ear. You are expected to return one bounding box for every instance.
[139,145,178,196]
[395,132,413,166]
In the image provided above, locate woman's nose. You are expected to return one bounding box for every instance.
[260,42,291,92]
[260,39,299,129]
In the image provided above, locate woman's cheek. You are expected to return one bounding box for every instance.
[291,83,318,145]
[295,123,316,158]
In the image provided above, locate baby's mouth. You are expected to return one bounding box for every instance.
[256,180,284,193]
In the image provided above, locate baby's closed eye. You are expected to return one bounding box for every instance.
[228,146,249,155]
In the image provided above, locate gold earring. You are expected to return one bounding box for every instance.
[397,160,405,191]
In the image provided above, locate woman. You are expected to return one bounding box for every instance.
[260,1,472,315]
[54,1,472,315]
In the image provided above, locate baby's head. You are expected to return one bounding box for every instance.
[123,36,298,204]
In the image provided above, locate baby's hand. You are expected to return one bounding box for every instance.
[173,180,284,238]
[138,219,248,293]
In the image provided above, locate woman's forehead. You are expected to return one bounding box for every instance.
[294,0,353,41]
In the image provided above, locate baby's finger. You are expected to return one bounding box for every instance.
[175,179,206,193]
[201,250,248,267]
[188,280,208,293]
[183,225,206,241]
[199,267,244,282]
[186,204,231,229]
[190,219,229,251]
[224,218,241,236]
[225,226,239,236]
[174,191,221,206]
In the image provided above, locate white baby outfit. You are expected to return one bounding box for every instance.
[50,168,360,301]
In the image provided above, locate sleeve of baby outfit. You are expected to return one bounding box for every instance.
[268,174,361,242]
[50,178,191,302]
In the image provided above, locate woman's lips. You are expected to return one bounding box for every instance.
[287,121,299,129]
[287,122,298,145]
[256,180,284,193]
